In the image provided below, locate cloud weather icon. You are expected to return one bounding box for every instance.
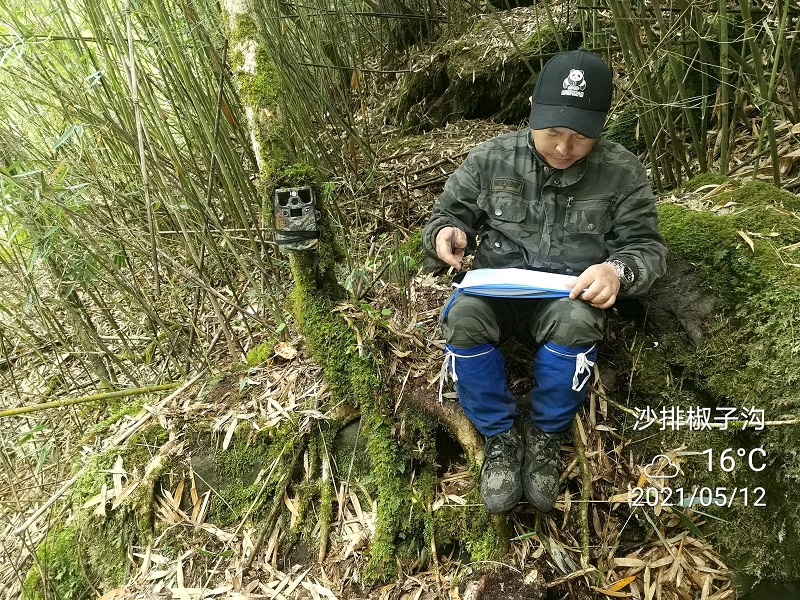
[643,455,680,479]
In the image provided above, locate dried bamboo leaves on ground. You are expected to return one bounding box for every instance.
[0,281,737,599]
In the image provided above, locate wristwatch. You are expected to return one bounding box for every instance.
[605,259,635,291]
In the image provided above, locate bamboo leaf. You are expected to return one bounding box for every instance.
[608,576,637,592]
[53,124,76,151]
[670,506,704,538]
[738,230,755,252]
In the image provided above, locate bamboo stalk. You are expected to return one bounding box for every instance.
[649,0,707,172]
[0,0,288,396]
[12,471,84,536]
[0,383,181,418]
[0,328,23,401]
[738,0,780,184]
[318,450,332,563]
[606,0,664,190]
[696,41,710,170]
[763,0,792,185]
[780,34,800,122]
[638,12,684,185]
[126,0,161,298]
[572,417,591,568]
[718,0,731,174]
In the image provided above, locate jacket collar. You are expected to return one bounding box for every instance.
[527,130,595,186]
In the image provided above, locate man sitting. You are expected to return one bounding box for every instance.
[422,49,667,513]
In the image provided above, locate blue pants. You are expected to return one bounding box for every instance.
[441,294,602,434]
[445,341,597,434]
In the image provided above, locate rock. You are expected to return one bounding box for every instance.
[389,6,580,132]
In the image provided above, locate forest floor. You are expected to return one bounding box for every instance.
[0,117,751,599]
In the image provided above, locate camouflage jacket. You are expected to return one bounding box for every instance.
[422,129,667,296]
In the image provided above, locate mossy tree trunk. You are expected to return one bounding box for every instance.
[219,1,510,582]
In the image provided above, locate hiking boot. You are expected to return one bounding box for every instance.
[521,420,562,512]
[479,427,524,514]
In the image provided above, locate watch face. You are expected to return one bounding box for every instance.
[610,260,633,288]
[622,264,634,283]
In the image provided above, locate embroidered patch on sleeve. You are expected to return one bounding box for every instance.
[490,178,524,195]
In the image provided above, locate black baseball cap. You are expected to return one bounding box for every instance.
[529,48,612,138]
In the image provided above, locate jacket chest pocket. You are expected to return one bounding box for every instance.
[564,195,613,234]
[478,193,528,223]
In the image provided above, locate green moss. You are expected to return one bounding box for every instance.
[660,181,800,305]
[361,409,410,582]
[229,49,245,71]
[604,108,644,155]
[124,425,170,469]
[235,44,289,178]
[398,404,437,465]
[731,179,800,213]
[657,204,749,302]
[84,508,140,587]
[233,15,258,40]
[70,451,117,508]
[22,527,91,600]
[626,340,678,403]
[246,340,275,366]
[400,228,424,269]
[81,399,145,443]
[431,478,498,562]
[278,164,505,579]
[63,425,172,590]
[681,171,731,193]
[614,182,800,579]
[36,424,173,594]
[657,190,800,407]
[241,46,279,111]
[288,238,424,583]
[392,19,565,131]
[209,426,295,525]
[332,421,372,485]
[519,24,562,54]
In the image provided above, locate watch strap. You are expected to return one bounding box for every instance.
[605,259,634,291]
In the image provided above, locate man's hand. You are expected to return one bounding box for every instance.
[566,263,620,309]
[435,227,468,270]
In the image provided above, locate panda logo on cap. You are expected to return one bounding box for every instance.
[562,69,586,98]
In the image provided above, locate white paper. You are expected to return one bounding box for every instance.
[455,268,576,290]
[453,268,575,298]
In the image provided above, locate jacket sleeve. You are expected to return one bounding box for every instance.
[606,165,667,296]
[421,152,486,265]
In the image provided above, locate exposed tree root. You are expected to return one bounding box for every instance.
[244,429,311,573]
[408,387,485,463]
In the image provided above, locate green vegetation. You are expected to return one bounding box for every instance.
[608,177,800,580]
[204,425,304,526]
[400,229,424,267]
[21,424,172,597]
[81,399,146,443]
[393,19,567,131]
[245,341,275,366]
[604,108,644,155]
[678,171,731,193]
[241,47,281,110]
[22,527,90,600]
